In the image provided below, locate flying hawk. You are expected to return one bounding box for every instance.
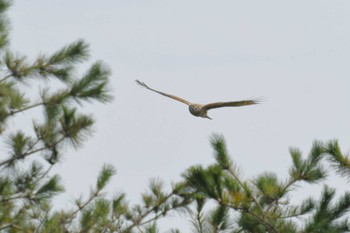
[136,80,260,120]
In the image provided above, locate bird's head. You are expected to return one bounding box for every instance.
[189,104,212,120]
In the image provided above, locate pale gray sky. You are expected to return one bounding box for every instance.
[9,0,350,231]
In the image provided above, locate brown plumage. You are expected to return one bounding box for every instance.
[136,80,260,120]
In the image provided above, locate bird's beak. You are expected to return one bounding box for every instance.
[206,116,212,120]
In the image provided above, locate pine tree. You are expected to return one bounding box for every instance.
[0,0,113,230]
[1,1,350,232]
[182,135,350,233]
[0,2,190,232]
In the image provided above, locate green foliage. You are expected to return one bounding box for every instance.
[70,61,112,104]
[145,223,158,233]
[7,131,32,158]
[304,186,350,233]
[0,0,10,49]
[289,142,327,184]
[210,134,232,170]
[209,205,231,231]
[97,164,116,190]
[0,1,120,232]
[325,140,350,179]
[46,39,89,66]
[1,1,350,232]
[254,172,283,204]
[35,175,64,200]
[183,135,350,233]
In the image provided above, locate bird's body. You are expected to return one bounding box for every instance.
[136,80,259,120]
[188,104,209,119]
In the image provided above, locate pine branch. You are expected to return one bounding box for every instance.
[1,102,44,121]
[0,147,44,167]
[0,136,65,167]
[210,135,266,217]
[279,198,315,219]
[219,201,279,233]
[46,39,89,66]
[0,4,113,231]
[65,164,116,224]
[69,190,100,222]
[191,194,207,233]
[195,211,205,233]
[0,224,26,232]
[125,193,176,232]
[35,175,64,200]
[325,140,350,179]
[279,179,297,198]
[0,193,30,203]
[208,135,280,232]
[0,0,11,14]
[0,165,56,204]
[0,73,13,83]
[226,159,266,219]
[32,164,54,186]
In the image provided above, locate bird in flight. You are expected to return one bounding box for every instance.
[136,80,260,120]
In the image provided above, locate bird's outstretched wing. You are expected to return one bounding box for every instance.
[136,80,191,105]
[203,99,260,110]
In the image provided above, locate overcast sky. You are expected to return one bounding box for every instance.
[8,0,350,231]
